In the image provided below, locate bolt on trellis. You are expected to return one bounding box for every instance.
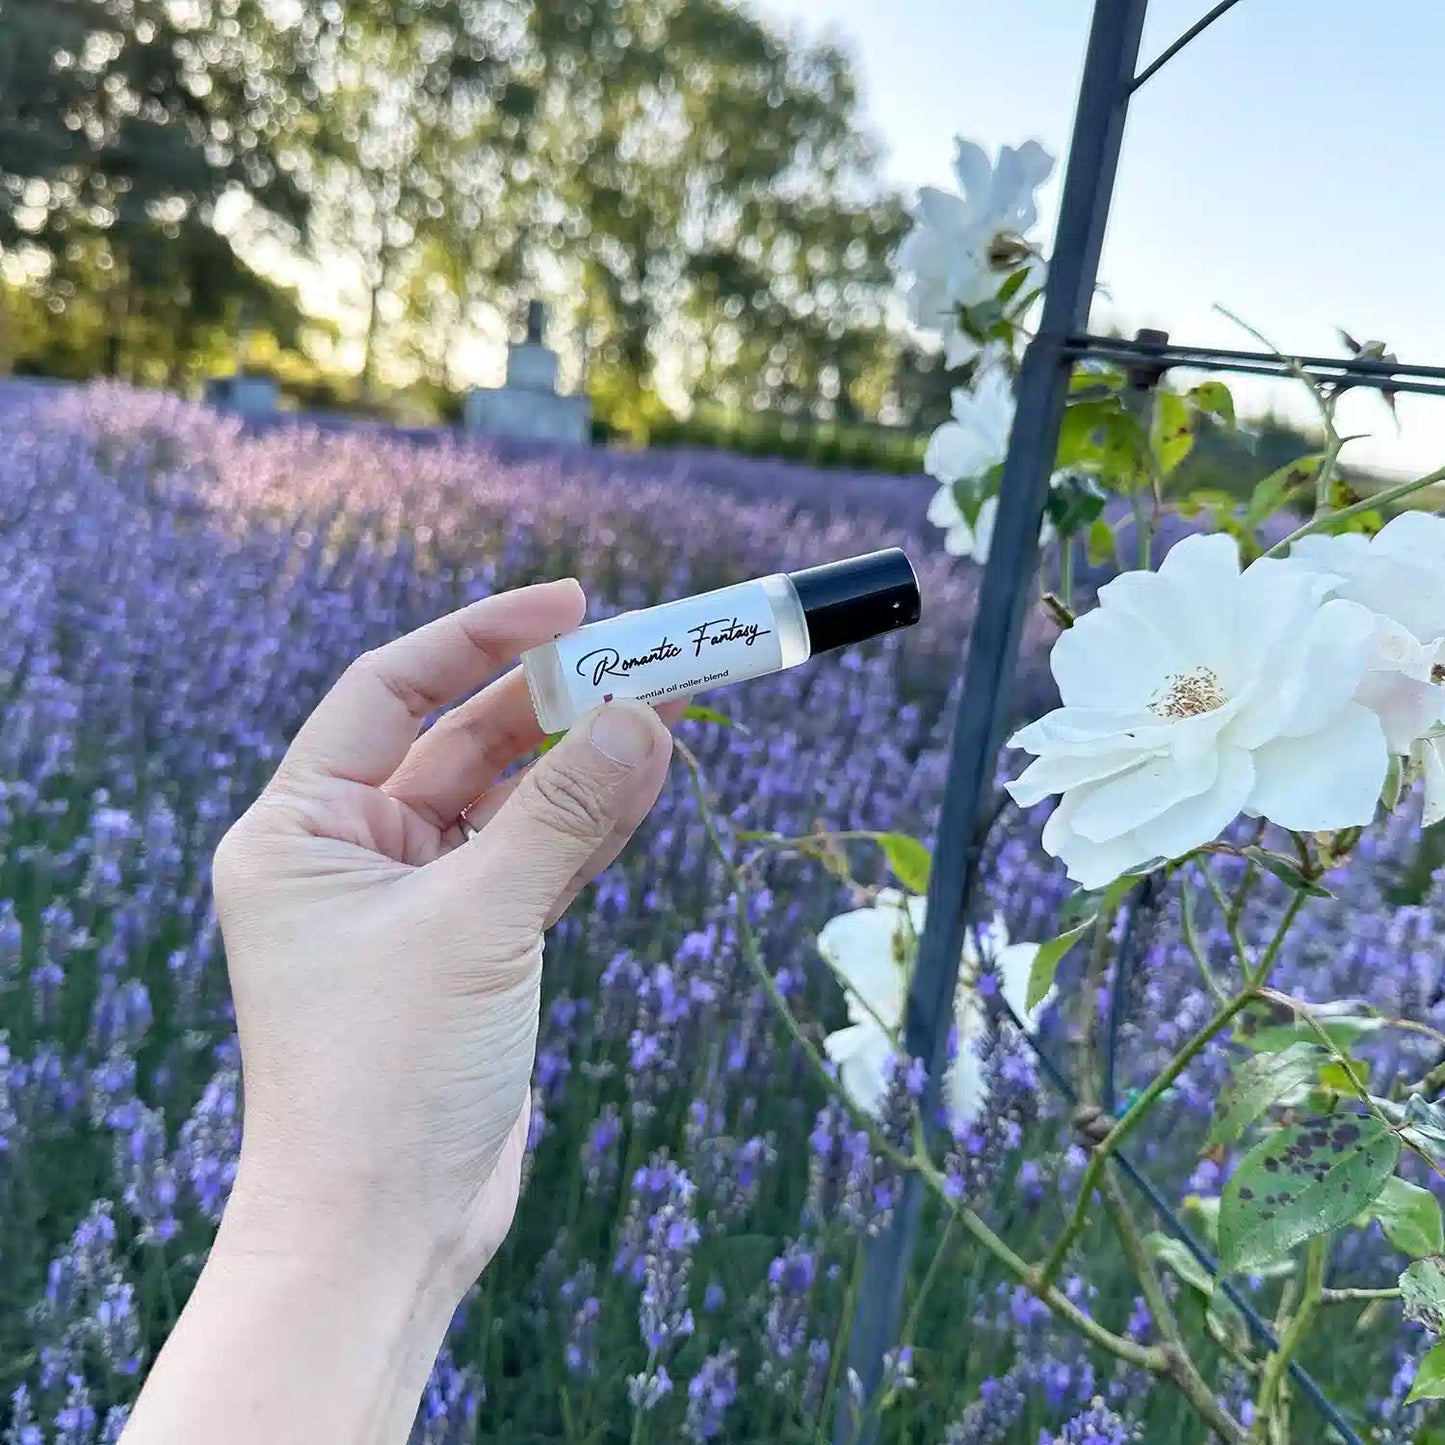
[835,2,1445,1441]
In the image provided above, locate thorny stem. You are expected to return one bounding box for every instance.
[1320,1286,1401,1305]
[1180,885,1230,1007]
[898,1211,958,1351]
[1097,1170,1247,1444]
[678,745,1168,1380]
[1039,984,1259,1289]
[1263,464,1445,559]
[1198,864,1251,984]
[1041,890,1307,1290]
[1250,1235,1327,1440]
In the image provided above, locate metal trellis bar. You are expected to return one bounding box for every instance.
[1070,333,1445,397]
[1130,0,1246,92]
[834,3,1151,1440]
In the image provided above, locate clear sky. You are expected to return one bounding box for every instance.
[757,0,1445,477]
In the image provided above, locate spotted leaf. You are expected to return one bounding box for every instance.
[1219,1115,1400,1273]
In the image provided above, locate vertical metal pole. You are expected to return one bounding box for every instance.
[834,4,1149,1439]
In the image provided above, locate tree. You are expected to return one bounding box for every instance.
[458,0,907,421]
[0,0,318,378]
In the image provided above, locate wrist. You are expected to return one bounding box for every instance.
[218,1151,471,1318]
[126,1166,462,1445]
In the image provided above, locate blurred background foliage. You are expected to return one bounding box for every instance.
[0,0,911,435]
[0,0,1357,484]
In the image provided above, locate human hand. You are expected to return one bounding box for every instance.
[211,579,676,1296]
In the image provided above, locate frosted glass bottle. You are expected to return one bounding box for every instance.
[522,548,920,734]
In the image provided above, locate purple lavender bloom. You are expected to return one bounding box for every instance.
[99,1406,130,1445]
[627,1366,674,1412]
[4,1385,42,1445]
[685,1347,739,1441]
[944,1368,1028,1444]
[115,1104,180,1244]
[92,1278,143,1375]
[410,1343,482,1445]
[31,961,64,1027]
[762,1238,817,1375]
[176,1065,240,1220]
[0,901,21,988]
[52,1375,97,1445]
[582,1105,623,1198]
[87,1048,139,1131]
[1040,1397,1139,1445]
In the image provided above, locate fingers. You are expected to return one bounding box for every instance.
[273,581,586,791]
[438,700,673,931]
[383,668,544,830]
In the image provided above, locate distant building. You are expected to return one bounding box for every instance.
[463,301,590,444]
[204,373,279,417]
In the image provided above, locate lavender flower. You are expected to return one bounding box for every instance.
[115,1104,180,1244]
[53,1375,97,1445]
[410,1344,482,1445]
[685,1347,739,1441]
[176,1065,240,1220]
[944,1367,1028,1444]
[4,1385,42,1445]
[1041,1397,1139,1445]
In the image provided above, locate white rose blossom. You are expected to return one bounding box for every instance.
[899,138,1054,367]
[924,366,1058,564]
[1284,513,1445,823]
[816,889,1047,1129]
[1006,533,1390,889]
[924,366,1016,488]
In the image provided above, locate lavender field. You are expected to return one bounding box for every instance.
[0,383,1438,1443]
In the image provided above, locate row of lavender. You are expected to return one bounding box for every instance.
[0,384,1432,1442]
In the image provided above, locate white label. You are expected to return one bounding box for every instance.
[553,579,783,715]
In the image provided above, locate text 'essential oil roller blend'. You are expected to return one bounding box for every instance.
[522,548,921,733]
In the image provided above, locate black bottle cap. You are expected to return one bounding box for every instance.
[787,548,921,656]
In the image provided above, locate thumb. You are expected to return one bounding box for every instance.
[470,700,672,928]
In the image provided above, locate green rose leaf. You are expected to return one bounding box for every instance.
[1362,1176,1445,1259]
[1151,390,1193,475]
[1189,380,1236,427]
[1097,410,1150,492]
[1070,365,1125,394]
[1147,1233,1214,1296]
[1085,517,1115,566]
[877,833,931,894]
[1401,1256,1445,1333]
[1219,1115,1401,1273]
[1407,1340,1445,1405]
[1147,1233,1251,1354]
[681,703,740,729]
[1242,1016,1382,1055]
[1241,845,1333,898]
[1026,919,1091,1012]
[1044,474,1108,536]
[1208,1042,1328,1148]
[1055,397,1118,470]
[1244,454,1324,527]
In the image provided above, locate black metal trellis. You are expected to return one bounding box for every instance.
[835,2,1442,1440]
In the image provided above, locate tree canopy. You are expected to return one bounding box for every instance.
[0,0,914,428]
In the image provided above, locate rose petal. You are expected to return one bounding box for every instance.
[1246,703,1387,831]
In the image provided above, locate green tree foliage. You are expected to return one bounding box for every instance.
[0,0,905,424]
[0,0,323,381]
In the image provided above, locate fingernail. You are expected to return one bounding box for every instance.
[589,702,658,767]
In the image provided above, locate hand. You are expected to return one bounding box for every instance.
[211,578,675,1291]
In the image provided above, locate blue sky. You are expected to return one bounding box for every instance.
[758,0,1445,476]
